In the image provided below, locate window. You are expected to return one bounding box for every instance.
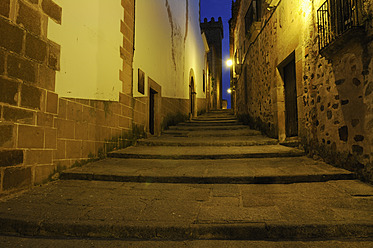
[317,0,363,50]
[245,0,262,34]
[138,69,145,94]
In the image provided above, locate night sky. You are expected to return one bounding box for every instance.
[200,0,232,109]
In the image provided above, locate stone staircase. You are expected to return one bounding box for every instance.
[0,110,372,246]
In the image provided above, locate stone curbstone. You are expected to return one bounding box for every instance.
[0,217,371,241]
[60,173,356,185]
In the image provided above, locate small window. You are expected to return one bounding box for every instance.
[245,0,261,34]
[138,68,145,94]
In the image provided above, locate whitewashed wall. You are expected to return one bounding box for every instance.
[48,0,123,100]
[133,0,205,99]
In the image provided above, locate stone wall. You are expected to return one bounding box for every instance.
[232,0,373,182]
[0,0,137,194]
[1,0,207,194]
[301,0,373,182]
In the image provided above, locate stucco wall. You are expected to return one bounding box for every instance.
[133,0,205,101]
[48,0,124,100]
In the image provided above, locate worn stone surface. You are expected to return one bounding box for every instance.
[0,150,23,167]
[7,55,36,83]
[17,125,44,148]
[0,179,372,240]
[0,124,15,148]
[17,1,41,35]
[20,84,41,109]
[0,18,24,53]
[47,41,60,70]
[41,0,62,24]
[0,110,371,242]
[0,52,4,75]
[3,106,35,124]
[0,0,10,18]
[46,91,58,114]
[62,157,354,184]
[0,78,18,106]
[25,33,47,62]
[0,237,371,248]
[2,166,32,190]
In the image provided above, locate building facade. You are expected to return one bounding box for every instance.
[0,0,207,193]
[230,0,373,182]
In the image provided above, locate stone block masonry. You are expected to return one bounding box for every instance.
[0,0,200,193]
[0,0,139,193]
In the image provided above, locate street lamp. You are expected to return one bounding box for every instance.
[227,88,232,94]
[226,59,233,67]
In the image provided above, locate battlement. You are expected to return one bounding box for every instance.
[200,17,224,38]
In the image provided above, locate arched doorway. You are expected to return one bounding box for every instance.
[189,70,196,119]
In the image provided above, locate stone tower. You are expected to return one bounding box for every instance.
[201,17,224,110]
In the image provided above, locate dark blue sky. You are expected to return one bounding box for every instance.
[201,0,232,108]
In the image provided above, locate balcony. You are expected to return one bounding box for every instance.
[317,0,364,56]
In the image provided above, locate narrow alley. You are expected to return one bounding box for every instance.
[0,110,372,247]
[1,0,373,247]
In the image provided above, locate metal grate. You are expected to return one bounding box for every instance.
[317,0,362,50]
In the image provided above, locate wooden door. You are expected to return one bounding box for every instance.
[284,59,298,137]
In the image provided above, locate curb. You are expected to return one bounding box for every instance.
[136,140,279,147]
[60,172,356,184]
[0,218,371,241]
[107,151,305,160]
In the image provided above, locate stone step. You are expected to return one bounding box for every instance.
[162,129,262,137]
[168,125,250,131]
[136,135,278,146]
[0,180,372,241]
[192,117,237,122]
[177,120,242,126]
[108,145,305,160]
[60,157,356,184]
[1,237,372,248]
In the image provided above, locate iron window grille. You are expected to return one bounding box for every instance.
[317,0,363,51]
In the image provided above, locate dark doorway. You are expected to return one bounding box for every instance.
[190,77,195,117]
[149,88,157,135]
[283,59,298,137]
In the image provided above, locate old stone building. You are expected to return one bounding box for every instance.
[0,0,207,193]
[201,17,224,110]
[230,0,373,182]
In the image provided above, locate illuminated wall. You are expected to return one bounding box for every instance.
[133,0,205,100]
[231,0,373,181]
[48,0,123,100]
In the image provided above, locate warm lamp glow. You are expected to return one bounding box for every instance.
[226,59,233,67]
[227,88,232,94]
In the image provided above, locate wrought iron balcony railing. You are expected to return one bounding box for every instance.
[317,0,363,51]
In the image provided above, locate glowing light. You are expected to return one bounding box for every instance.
[226,59,233,67]
[227,88,232,94]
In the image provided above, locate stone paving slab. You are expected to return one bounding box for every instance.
[137,135,278,146]
[108,145,305,159]
[0,180,372,240]
[162,129,262,137]
[61,157,355,184]
[1,237,372,248]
